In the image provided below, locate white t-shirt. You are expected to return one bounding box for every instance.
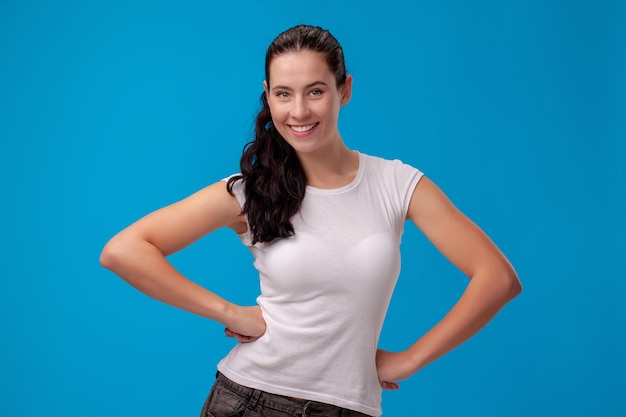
[218,152,423,416]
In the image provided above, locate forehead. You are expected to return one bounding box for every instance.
[268,50,333,87]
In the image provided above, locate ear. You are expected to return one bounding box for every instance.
[263,80,269,96]
[340,74,353,106]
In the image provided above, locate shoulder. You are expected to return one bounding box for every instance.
[359,152,423,183]
[223,174,246,204]
[357,153,424,215]
[360,152,420,170]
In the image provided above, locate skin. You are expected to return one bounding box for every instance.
[100,49,521,393]
[263,50,358,188]
[99,180,266,342]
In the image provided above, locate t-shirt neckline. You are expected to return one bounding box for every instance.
[305,151,364,196]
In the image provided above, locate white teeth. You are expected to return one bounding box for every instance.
[290,123,316,132]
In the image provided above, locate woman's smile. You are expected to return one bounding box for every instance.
[288,122,319,136]
[265,49,352,155]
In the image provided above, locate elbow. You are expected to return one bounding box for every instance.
[477,263,521,303]
[99,239,117,271]
[502,266,522,301]
[99,235,128,272]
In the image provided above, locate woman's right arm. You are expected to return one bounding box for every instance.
[99,180,266,340]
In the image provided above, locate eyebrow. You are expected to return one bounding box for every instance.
[270,81,329,91]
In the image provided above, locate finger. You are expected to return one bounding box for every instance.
[234,334,258,343]
[225,328,244,339]
[225,328,247,339]
[225,328,258,343]
[380,381,400,390]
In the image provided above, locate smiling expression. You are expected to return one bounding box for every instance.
[264,50,352,156]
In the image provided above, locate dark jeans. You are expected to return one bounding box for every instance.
[200,372,375,417]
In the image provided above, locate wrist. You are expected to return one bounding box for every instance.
[205,296,237,327]
[405,344,429,374]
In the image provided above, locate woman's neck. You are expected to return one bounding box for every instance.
[297,143,359,189]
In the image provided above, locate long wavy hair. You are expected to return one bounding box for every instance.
[227,25,348,244]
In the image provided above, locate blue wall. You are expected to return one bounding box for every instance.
[1,1,624,416]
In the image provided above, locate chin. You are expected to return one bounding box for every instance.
[290,143,321,155]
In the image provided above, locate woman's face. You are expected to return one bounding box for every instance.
[264,50,352,156]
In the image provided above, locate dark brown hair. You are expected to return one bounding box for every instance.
[227,25,348,244]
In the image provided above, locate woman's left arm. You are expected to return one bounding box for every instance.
[377,176,522,389]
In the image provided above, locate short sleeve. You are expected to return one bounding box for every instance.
[391,159,424,218]
[222,175,254,246]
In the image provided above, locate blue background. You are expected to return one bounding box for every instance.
[1,1,624,416]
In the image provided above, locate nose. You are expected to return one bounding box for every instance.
[290,96,310,120]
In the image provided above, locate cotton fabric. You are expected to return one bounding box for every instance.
[218,153,423,416]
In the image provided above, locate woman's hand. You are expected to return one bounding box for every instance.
[224,305,266,343]
[376,349,414,390]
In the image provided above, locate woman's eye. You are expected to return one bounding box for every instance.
[310,89,323,96]
[277,92,289,98]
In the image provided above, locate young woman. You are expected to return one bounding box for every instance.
[100,24,521,417]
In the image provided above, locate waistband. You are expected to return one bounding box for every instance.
[215,372,373,417]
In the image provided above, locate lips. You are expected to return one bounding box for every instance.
[289,123,318,133]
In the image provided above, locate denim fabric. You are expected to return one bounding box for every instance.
[200,372,374,417]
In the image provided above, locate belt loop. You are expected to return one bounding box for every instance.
[248,388,262,409]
